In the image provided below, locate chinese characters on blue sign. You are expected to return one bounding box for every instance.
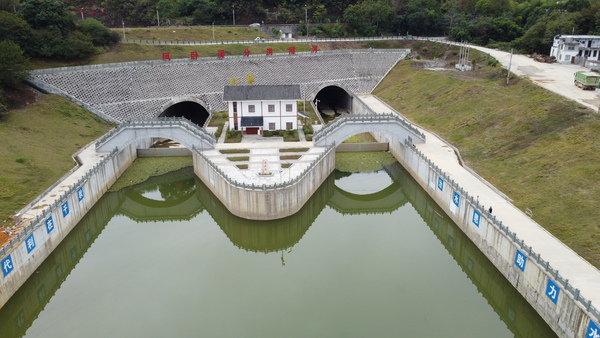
[46,216,55,234]
[437,177,444,191]
[26,234,36,253]
[545,279,560,304]
[515,250,527,271]
[472,210,481,227]
[1,255,14,277]
[77,187,84,201]
[61,201,69,217]
[588,320,600,338]
[453,192,460,207]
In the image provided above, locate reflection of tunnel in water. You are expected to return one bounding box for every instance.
[159,101,210,127]
[329,170,407,215]
[314,86,352,116]
[0,163,557,338]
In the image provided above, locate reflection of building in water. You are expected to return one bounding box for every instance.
[0,164,556,338]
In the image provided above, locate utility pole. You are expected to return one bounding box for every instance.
[212,22,215,40]
[156,7,160,27]
[122,20,126,40]
[232,5,236,25]
[305,5,308,37]
[506,48,513,84]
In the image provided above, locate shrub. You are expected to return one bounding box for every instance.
[302,124,314,135]
[77,18,115,46]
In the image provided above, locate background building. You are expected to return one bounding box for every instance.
[550,35,600,65]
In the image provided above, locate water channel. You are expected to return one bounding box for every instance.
[0,163,557,337]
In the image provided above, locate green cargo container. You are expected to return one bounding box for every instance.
[574,71,600,90]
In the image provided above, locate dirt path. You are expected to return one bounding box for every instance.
[471,46,600,111]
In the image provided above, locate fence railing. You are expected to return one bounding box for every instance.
[29,48,410,75]
[95,117,215,150]
[119,35,445,46]
[194,144,334,191]
[404,139,600,324]
[0,148,119,257]
[312,113,426,144]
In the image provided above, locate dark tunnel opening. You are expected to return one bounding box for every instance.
[160,101,210,127]
[314,86,352,118]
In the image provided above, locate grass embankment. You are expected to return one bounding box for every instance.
[0,94,113,225]
[115,26,270,42]
[374,61,600,267]
[30,35,456,70]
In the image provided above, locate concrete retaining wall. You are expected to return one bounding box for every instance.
[0,143,143,308]
[379,134,597,338]
[193,148,335,220]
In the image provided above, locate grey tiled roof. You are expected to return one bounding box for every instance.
[223,85,302,101]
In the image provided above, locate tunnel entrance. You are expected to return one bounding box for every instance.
[313,86,353,121]
[159,101,210,127]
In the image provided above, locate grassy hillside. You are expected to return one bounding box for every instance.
[374,61,600,267]
[0,93,113,225]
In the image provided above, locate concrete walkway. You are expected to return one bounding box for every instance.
[210,128,326,186]
[467,45,600,111]
[15,142,109,225]
[358,93,600,311]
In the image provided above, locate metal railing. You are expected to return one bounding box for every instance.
[0,148,119,257]
[194,144,334,191]
[404,139,600,324]
[30,48,410,75]
[119,35,445,46]
[95,117,215,150]
[312,113,426,144]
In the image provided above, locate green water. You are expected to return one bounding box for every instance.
[0,164,557,338]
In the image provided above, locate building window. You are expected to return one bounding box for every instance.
[233,102,237,113]
[286,122,293,130]
[568,46,575,51]
[565,55,570,61]
[286,104,293,112]
[268,104,275,112]
[248,105,255,113]
[269,123,275,130]
[594,50,598,58]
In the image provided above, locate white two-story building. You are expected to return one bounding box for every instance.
[550,35,600,64]
[223,85,301,135]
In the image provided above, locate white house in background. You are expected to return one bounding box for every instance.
[550,35,600,64]
[223,85,302,135]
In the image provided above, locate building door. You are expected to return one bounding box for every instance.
[246,127,259,135]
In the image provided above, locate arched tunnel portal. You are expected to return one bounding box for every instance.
[159,99,211,127]
[313,85,353,117]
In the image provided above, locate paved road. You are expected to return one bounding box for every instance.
[469,45,600,111]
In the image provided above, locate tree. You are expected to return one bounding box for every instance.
[20,0,74,33]
[0,40,30,87]
[77,18,118,46]
[0,11,32,50]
